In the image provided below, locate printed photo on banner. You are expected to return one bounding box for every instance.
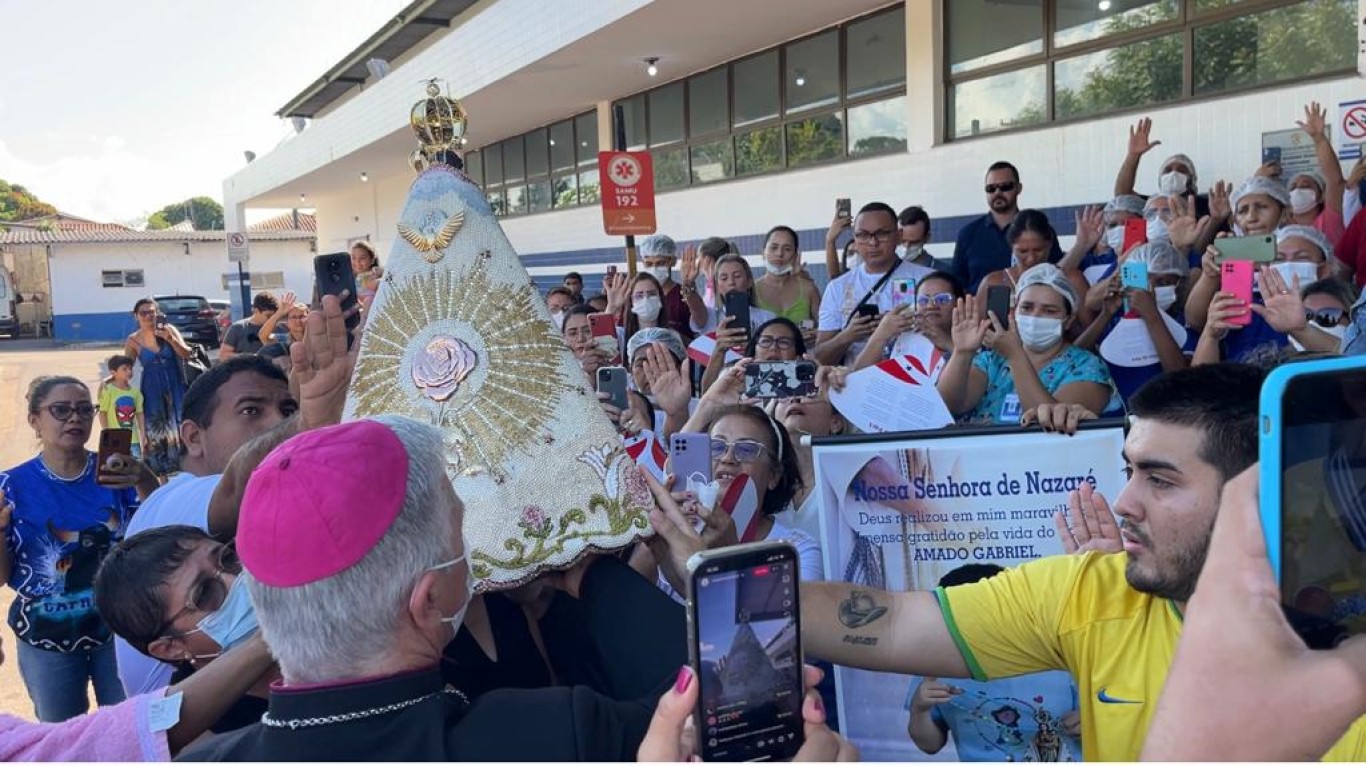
[811,425,1127,762]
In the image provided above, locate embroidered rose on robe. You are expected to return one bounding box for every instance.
[518,505,553,539]
[411,336,477,402]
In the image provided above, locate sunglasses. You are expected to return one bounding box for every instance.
[1306,307,1347,328]
[755,336,796,350]
[985,182,1018,194]
[916,292,955,309]
[137,309,157,317]
[710,438,770,463]
[47,402,96,421]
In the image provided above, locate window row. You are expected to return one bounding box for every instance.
[463,111,601,215]
[949,0,1357,139]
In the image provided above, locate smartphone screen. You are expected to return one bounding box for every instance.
[743,361,817,400]
[690,543,804,762]
[1276,366,1366,639]
[985,285,1011,331]
[97,429,133,468]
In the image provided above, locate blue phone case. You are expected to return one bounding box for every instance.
[1120,261,1148,292]
[1258,355,1366,580]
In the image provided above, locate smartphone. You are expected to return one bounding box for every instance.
[854,303,880,321]
[722,292,751,340]
[1122,218,1148,255]
[891,278,917,310]
[1216,234,1277,264]
[589,312,620,364]
[313,253,361,343]
[835,197,851,219]
[155,315,168,331]
[97,428,133,469]
[606,264,619,280]
[1259,356,1366,642]
[1120,260,1149,292]
[986,285,1012,331]
[743,361,817,401]
[670,432,712,485]
[688,541,805,762]
[1262,146,1283,166]
[1220,260,1254,327]
[596,366,629,411]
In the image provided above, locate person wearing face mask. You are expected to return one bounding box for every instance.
[636,234,692,340]
[952,162,1063,293]
[1068,195,1147,286]
[1192,225,1340,365]
[754,225,823,332]
[617,272,689,350]
[544,286,575,333]
[1282,103,1348,247]
[896,206,939,269]
[1296,278,1356,352]
[938,264,1117,424]
[95,526,275,732]
[1075,242,1194,404]
[1113,117,1211,215]
[1184,176,1292,335]
[853,271,964,372]
[178,417,658,761]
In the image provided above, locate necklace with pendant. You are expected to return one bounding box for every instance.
[260,687,468,731]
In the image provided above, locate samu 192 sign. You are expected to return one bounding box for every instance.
[598,151,657,236]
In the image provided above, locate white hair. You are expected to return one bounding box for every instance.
[247,415,456,683]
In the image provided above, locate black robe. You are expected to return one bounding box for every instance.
[176,666,650,762]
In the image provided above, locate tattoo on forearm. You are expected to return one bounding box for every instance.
[838,590,888,629]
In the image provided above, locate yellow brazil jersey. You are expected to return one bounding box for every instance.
[936,551,1366,761]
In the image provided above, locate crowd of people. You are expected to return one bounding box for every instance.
[0,104,1363,761]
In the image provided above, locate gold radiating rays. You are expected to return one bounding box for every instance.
[348,257,571,480]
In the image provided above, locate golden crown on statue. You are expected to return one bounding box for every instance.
[409,79,467,172]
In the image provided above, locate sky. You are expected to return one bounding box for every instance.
[0,0,409,225]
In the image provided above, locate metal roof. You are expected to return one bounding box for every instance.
[0,229,315,246]
[275,0,478,119]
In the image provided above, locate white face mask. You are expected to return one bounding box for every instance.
[767,263,793,276]
[550,310,566,331]
[1146,218,1170,244]
[1157,171,1189,196]
[897,243,926,262]
[632,295,662,321]
[1154,284,1179,312]
[1291,323,1346,352]
[1105,227,1125,253]
[429,544,472,641]
[1271,261,1320,290]
[1014,315,1064,352]
[1289,188,1319,215]
[646,266,671,283]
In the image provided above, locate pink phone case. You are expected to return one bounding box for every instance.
[1221,260,1254,327]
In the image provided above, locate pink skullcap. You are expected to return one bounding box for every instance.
[237,419,409,587]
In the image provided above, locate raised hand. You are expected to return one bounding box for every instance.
[950,295,991,353]
[278,290,298,310]
[871,305,914,344]
[290,293,359,431]
[1074,205,1105,254]
[1167,194,1210,254]
[680,244,701,286]
[826,210,851,244]
[1127,117,1160,157]
[1055,483,1122,554]
[1296,101,1328,141]
[1251,266,1307,333]
[644,341,692,416]
[1209,180,1233,221]
[1256,160,1282,179]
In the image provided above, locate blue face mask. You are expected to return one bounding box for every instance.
[190,575,259,656]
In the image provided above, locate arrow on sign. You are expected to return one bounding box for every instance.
[621,214,636,223]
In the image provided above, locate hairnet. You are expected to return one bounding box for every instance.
[638,234,677,259]
[1231,176,1290,211]
[1160,153,1198,186]
[627,327,686,364]
[1289,170,1327,194]
[1128,241,1187,277]
[1104,194,1146,217]
[1276,224,1334,263]
[1015,263,1078,315]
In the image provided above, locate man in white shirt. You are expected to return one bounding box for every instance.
[815,202,935,365]
[117,354,298,696]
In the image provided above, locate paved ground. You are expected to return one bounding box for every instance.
[0,340,122,719]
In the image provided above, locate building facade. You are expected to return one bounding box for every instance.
[223,0,1366,298]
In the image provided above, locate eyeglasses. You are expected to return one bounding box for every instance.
[754,336,796,351]
[1306,307,1347,328]
[137,309,157,317]
[159,543,241,639]
[916,293,955,309]
[46,402,95,421]
[710,437,770,463]
[853,229,896,244]
[984,182,1018,194]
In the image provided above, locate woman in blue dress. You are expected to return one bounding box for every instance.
[122,298,193,475]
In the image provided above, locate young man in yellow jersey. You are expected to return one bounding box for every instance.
[800,363,1366,761]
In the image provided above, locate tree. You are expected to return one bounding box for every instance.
[145,196,224,230]
[0,179,57,222]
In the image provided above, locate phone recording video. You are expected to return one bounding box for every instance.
[689,542,804,762]
[1263,359,1366,643]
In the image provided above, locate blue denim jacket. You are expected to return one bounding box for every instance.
[1344,291,1366,356]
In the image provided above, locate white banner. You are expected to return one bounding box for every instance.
[812,424,1127,762]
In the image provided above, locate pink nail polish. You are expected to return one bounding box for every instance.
[674,665,694,694]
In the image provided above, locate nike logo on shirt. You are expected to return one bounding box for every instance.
[1096,687,1142,704]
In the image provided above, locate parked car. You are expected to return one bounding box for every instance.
[208,299,232,341]
[153,294,221,347]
